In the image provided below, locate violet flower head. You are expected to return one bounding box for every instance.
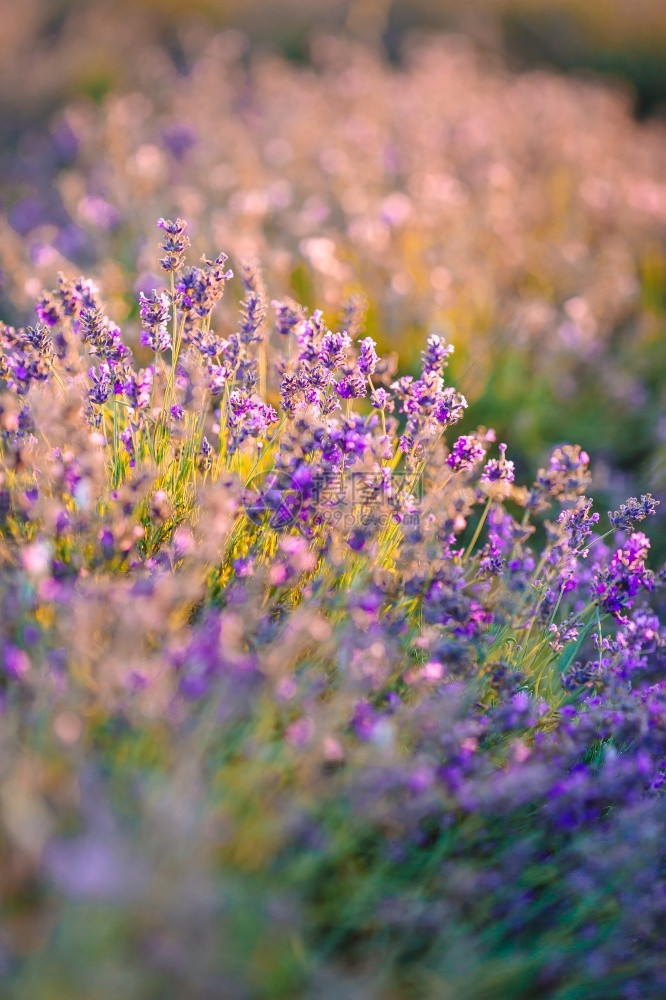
[79,308,127,363]
[421,334,454,376]
[447,434,486,473]
[87,363,114,405]
[273,298,304,338]
[238,259,267,345]
[480,443,515,498]
[139,290,171,352]
[319,330,351,370]
[558,497,600,549]
[227,391,278,454]
[609,494,660,531]
[358,337,379,376]
[157,217,191,272]
[370,387,394,412]
[334,373,366,400]
[537,444,591,500]
[593,531,654,622]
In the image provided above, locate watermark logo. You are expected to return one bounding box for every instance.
[243,468,422,530]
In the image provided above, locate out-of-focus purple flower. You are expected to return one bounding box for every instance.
[273,298,304,338]
[536,444,591,500]
[2,643,30,680]
[238,259,266,345]
[161,122,198,160]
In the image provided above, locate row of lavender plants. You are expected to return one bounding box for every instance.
[0,219,664,998]
[3,35,666,502]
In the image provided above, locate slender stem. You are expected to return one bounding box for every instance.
[367,375,386,437]
[463,497,491,562]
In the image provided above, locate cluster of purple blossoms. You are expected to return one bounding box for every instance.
[123,366,154,410]
[238,260,267,345]
[35,274,100,329]
[175,253,233,324]
[280,364,331,415]
[139,291,171,353]
[480,442,515,498]
[357,337,379,376]
[334,372,366,400]
[593,531,654,622]
[318,330,351,370]
[272,298,305,338]
[79,307,127,363]
[370,386,394,412]
[227,390,278,455]
[157,217,191,272]
[609,493,660,530]
[295,310,326,363]
[535,444,591,501]
[87,362,116,405]
[557,497,600,550]
[0,322,52,395]
[420,333,454,375]
[392,366,467,457]
[447,434,486,472]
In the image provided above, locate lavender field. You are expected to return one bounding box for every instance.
[1,4,665,998]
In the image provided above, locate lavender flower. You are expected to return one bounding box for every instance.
[609,494,660,531]
[273,298,304,338]
[421,334,454,375]
[139,290,171,352]
[238,259,266,344]
[593,531,654,621]
[480,443,515,498]
[447,435,486,473]
[357,337,379,375]
[370,387,394,412]
[157,217,191,272]
[318,330,351,370]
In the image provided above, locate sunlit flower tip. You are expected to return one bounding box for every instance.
[157,217,191,271]
[357,337,379,375]
[421,333,454,374]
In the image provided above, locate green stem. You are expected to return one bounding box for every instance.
[463,497,491,562]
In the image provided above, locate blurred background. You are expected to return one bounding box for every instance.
[0,0,665,539]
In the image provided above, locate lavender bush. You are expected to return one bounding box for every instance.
[3,35,666,506]
[0,220,664,997]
